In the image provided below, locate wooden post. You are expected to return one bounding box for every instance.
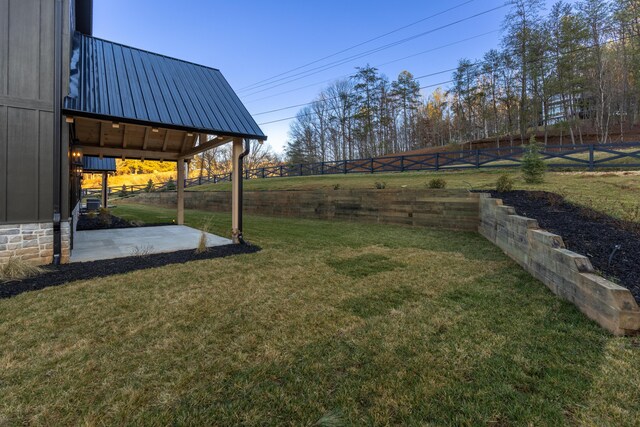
[101,172,108,208]
[177,158,185,225]
[231,138,243,243]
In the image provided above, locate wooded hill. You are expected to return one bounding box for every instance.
[285,0,640,163]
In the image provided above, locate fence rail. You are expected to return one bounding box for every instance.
[83,142,640,197]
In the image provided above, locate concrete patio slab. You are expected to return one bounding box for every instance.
[70,225,232,263]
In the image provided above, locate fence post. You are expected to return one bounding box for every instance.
[400,156,404,172]
[262,167,266,178]
[321,162,325,175]
[435,153,440,171]
[476,149,480,168]
[343,160,347,174]
[299,164,303,176]
[370,158,374,173]
[280,165,283,177]
[589,145,594,171]
[213,175,217,184]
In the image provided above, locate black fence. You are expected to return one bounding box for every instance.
[84,141,640,197]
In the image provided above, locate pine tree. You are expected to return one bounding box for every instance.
[521,136,547,183]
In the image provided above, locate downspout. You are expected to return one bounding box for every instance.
[52,0,63,265]
[236,139,251,244]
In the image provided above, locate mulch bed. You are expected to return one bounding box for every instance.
[77,213,170,231]
[0,244,261,300]
[486,190,640,303]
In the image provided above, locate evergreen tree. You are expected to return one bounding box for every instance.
[521,136,547,183]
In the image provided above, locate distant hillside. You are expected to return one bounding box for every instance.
[390,126,640,157]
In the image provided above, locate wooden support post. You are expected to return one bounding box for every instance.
[101,172,108,208]
[231,138,243,243]
[177,158,185,225]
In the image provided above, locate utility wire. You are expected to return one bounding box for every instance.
[244,29,498,105]
[252,69,456,117]
[238,0,475,92]
[257,80,453,126]
[241,4,509,97]
[255,33,637,126]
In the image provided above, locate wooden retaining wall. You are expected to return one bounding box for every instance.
[130,188,640,335]
[132,189,480,231]
[478,194,640,335]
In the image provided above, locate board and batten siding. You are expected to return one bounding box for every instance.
[0,0,57,223]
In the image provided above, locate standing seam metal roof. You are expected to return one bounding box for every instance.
[82,156,117,172]
[64,32,266,140]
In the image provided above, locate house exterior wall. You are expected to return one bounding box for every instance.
[0,0,74,265]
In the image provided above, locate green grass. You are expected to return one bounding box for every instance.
[192,169,640,223]
[1,204,639,425]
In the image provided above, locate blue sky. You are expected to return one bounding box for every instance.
[94,0,564,154]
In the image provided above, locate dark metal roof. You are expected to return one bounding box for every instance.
[64,32,266,140]
[82,156,116,172]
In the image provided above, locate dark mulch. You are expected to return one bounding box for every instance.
[486,190,640,303]
[77,213,171,231]
[0,244,261,300]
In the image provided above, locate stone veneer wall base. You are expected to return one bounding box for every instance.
[0,221,70,266]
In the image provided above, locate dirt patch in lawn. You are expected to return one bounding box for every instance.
[0,244,260,299]
[485,190,640,303]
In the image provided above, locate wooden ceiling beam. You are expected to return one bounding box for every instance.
[122,124,128,148]
[99,122,106,146]
[142,127,150,150]
[180,133,190,153]
[194,134,206,149]
[77,145,190,162]
[162,130,170,151]
[179,136,233,159]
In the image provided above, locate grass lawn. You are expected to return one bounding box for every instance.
[2,204,639,425]
[193,169,640,223]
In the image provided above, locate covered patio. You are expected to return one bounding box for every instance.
[70,225,232,263]
[63,32,266,260]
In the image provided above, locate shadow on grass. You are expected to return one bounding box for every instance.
[326,253,405,279]
[156,266,608,426]
[339,285,420,318]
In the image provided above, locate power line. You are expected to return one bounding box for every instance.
[241,4,509,97]
[252,68,456,117]
[255,33,638,126]
[238,0,475,92]
[244,29,498,105]
[257,80,453,126]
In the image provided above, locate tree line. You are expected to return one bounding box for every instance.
[285,0,640,164]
